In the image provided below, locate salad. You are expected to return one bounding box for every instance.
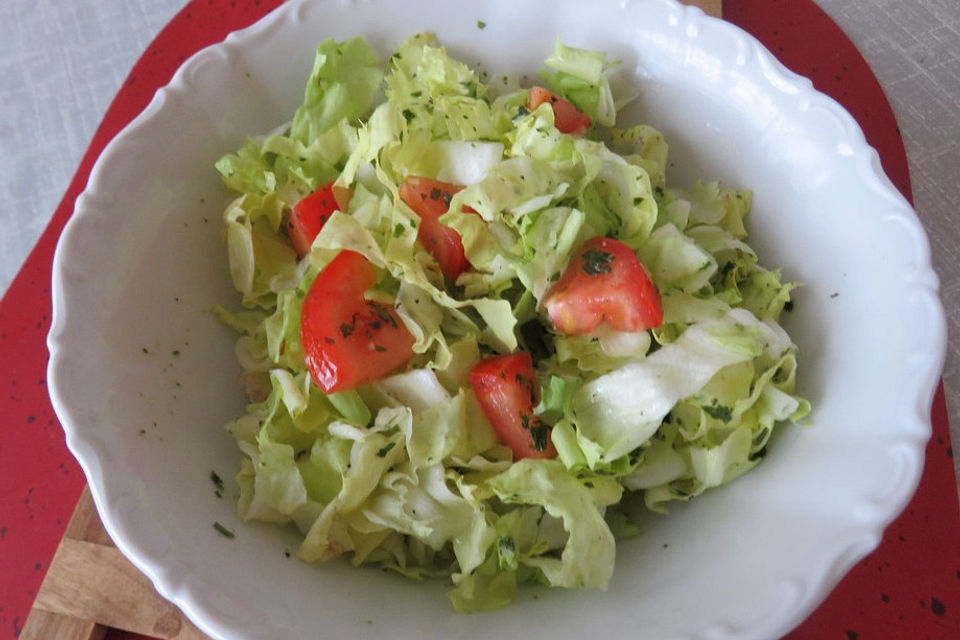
[213,33,810,611]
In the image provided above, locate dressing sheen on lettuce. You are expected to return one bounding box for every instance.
[214,33,810,612]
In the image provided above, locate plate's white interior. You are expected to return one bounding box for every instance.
[47,0,946,639]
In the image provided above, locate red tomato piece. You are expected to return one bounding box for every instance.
[398,175,472,282]
[287,181,350,258]
[543,237,663,335]
[300,250,415,393]
[527,86,591,136]
[469,353,557,460]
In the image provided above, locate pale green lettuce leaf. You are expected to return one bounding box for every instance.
[291,37,383,144]
[222,193,299,308]
[298,418,406,562]
[215,138,277,196]
[675,180,752,237]
[638,222,716,295]
[607,124,669,189]
[572,308,767,464]
[514,206,585,302]
[487,459,621,589]
[364,462,495,573]
[540,38,619,127]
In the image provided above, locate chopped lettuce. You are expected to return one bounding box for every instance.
[215,33,808,612]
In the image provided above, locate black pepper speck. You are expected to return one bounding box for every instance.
[930,597,946,617]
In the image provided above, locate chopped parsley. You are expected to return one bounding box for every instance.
[213,521,235,538]
[372,304,399,328]
[581,248,614,275]
[376,442,396,458]
[210,470,225,498]
[702,403,733,422]
[529,424,549,451]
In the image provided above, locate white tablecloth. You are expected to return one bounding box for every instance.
[2,0,958,489]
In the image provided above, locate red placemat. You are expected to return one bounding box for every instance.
[1,1,957,638]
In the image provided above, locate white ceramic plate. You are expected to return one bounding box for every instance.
[47,0,946,638]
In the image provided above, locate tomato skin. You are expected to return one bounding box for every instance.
[527,86,591,136]
[398,176,472,281]
[469,353,557,460]
[544,237,663,335]
[300,250,415,393]
[287,182,349,258]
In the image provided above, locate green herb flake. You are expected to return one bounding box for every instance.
[372,304,399,328]
[581,248,614,275]
[393,223,406,238]
[376,442,397,458]
[529,423,549,452]
[213,521,235,538]
[210,470,225,498]
[477,20,487,29]
[702,403,733,422]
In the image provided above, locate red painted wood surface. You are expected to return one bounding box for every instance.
[1,1,956,638]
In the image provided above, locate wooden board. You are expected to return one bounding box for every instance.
[18,1,720,638]
[694,0,721,16]
[19,488,209,640]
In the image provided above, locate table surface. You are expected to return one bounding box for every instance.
[0,1,957,638]
[6,0,955,491]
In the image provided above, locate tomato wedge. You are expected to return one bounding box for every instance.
[527,86,591,136]
[300,250,415,393]
[287,181,350,258]
[398,175,471,282]
[469,353,557,460]
[543,237,663,335]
